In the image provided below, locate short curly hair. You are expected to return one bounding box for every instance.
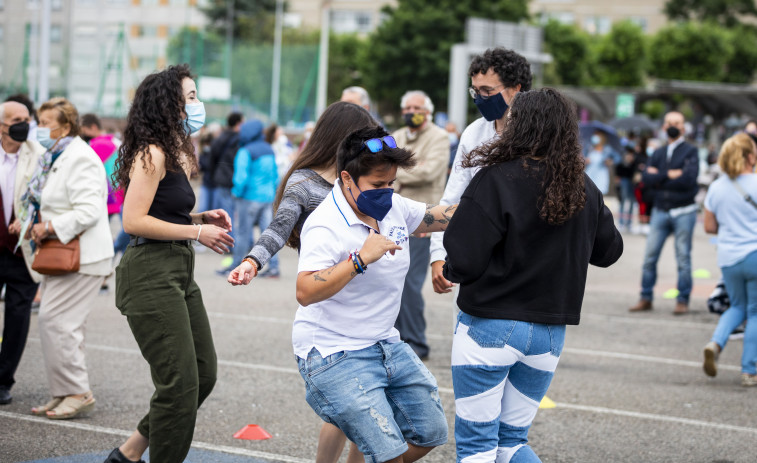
[469,47,533,92]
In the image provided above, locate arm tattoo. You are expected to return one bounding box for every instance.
[313,263,339,282]
[423,211,435,226]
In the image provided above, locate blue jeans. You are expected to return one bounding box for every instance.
[617,178,635,227]
[395,236,430,358]
[296,342,448,462]
[640,207,697,303]
[451,312,565,462]
[198,184,215,215]
[232,198,278,271]
[113,211,130,255]
[212,187,235,242]
[711,250,757,375]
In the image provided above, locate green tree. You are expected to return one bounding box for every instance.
[664,0,757,28]
[202,0,277,42]
[723,25,757,83]
[326,33,368,103]
[648,22,732,82]
[542,20,591,86]
[594,21,646,87]
[360,0,530,113]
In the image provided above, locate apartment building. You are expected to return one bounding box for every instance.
[285,0,397,34]
[0,0,206,115]
[531,0,667,34]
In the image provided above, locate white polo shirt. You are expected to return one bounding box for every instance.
[292,183,426,359]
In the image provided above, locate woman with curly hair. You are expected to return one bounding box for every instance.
[105,64,233,463]
[442,88,623,462]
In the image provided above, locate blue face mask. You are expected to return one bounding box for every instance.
[36,127,58,150]
[348,178,394,222]
[474,91,508,122]
[183,102,206,135]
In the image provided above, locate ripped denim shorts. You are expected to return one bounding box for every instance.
[296,341,448,462]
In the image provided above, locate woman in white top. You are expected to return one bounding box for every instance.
[702,133,757,386]
[14,97,114,419]
[294,126,456,463]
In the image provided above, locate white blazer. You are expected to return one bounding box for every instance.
[13,139,46,283]
[39,136,114,275]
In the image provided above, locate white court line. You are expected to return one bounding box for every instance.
[0,411,314,463]
[550,403,757,436]
[561,347,741,372]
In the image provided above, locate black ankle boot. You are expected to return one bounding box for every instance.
[104,448,145,463]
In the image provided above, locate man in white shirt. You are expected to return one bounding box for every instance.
[0,101,44,404]
[430,48,533,293]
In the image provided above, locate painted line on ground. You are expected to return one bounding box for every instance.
[26,338,742,376]
[0,411,314,463]
[550,402,757,435]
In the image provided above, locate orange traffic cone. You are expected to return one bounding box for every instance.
[233,424,272,440]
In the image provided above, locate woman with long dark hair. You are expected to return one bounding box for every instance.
[105,64,233,463]
[227,101,376,463]
[443,88,623,462]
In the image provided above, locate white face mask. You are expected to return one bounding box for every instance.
[37,127,59,149]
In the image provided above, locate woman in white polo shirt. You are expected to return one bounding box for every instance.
[294,127,456,463]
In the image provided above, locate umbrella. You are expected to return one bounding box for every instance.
[579,121,623,153]
[609,115,658,133]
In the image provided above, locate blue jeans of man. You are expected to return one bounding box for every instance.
[710,250,757,375]
[232,198,279,271]
[640,207,697,304]
[198,184,215,216]
[617,178,635,227]
[113,211,130,255]
[395,236,430,358]
[451,312,565,462]
[212,187,235,242]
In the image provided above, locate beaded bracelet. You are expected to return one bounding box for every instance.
[243,257,259,278]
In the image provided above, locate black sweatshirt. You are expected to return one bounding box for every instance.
[443,158,623,325]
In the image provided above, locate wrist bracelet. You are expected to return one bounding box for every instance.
[350,251,365,274]
[356,252,367,270]
[243,257,259,277]
[195,224,202,241]
[45,221,50,233]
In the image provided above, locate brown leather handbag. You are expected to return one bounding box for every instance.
[31,236,81,275]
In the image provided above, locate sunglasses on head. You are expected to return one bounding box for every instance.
[362,136,398,153]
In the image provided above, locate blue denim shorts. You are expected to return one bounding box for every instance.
[296,342,448,462]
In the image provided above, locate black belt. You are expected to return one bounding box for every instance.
[128,236,191,247]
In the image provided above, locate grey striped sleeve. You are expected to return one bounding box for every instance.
[247,169,331,268]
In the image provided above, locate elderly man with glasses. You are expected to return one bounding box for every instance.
[392,90,450,360]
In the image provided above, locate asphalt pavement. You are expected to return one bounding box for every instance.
[1,211,755,463]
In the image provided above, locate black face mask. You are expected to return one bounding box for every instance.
[666,126,681,139]
[6,121,30,142]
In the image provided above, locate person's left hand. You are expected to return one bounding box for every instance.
[202,209,232,231]
[8,219,21,235]
[29,222,52,245]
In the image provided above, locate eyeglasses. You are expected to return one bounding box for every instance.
[468,84,504,100]
[362,136,398,153]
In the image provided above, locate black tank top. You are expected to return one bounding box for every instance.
[148,169,195,225]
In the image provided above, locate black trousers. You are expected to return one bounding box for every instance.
[0,250,38,389]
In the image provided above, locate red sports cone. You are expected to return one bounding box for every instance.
[233,424,272,440]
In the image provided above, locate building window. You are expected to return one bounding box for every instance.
[142,0,159,5]
[539,11,575,25]
[583,16,611,35]
[142,25,157,37]
[330,10,373,34]
[75,25,97,38]
[170,0,187,5]
[50,24,62,42]
[629,17,648,33]
[51,0,62,10]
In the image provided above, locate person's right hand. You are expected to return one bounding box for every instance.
[228,260,256,286]
[431,260,454,294]
[359,229,402,265]
[198,225,234,254]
